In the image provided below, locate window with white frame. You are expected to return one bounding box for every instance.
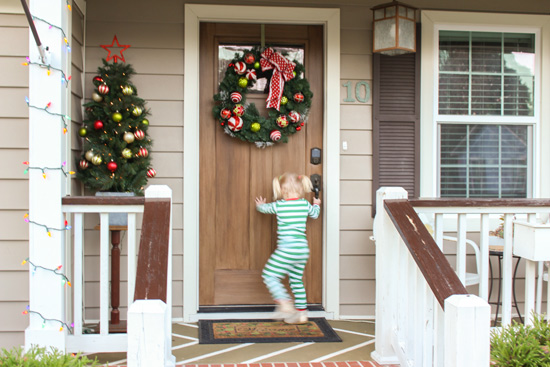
[438,30,535,198]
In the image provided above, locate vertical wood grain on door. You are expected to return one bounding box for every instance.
[199,23,323,306]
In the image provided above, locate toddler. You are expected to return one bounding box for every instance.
[255,172,321,324]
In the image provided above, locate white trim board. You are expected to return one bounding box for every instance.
[183,4,341,321]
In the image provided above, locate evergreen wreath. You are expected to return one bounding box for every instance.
[212,47,313,147]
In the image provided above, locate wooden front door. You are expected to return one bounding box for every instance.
[199,23,323,306]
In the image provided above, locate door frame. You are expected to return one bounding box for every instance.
[183,4,340,322]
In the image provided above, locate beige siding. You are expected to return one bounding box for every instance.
[0,8,29,347]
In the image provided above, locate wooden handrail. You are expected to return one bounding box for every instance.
[384,199,468,309]
[62,196,145,205]
[409,198,550,207]
[134,198,171,302]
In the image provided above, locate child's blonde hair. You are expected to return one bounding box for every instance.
[272,172,313,200]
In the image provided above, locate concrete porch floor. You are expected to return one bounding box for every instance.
[88,319,396,366]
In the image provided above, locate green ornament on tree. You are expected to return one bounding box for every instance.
[112,112,123,123]
[122,148,133,159]
[78,127,87,137]
[141,119,149,126]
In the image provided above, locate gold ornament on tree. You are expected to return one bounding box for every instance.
[123,132,135,143]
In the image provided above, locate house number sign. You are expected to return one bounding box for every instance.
[342,80,370,103]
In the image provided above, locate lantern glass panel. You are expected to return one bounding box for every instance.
[386,6,396,17]
[374,18,397,51]
[398,6,406,17]
[374,8,385,20]
[407,8,415,19]
[398,18,415,50]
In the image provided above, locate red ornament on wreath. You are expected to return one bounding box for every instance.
[244,53,255,64]
[270,130,282,141]
[98,84,109,95]
[94,120,104,130]
[230,92,242,103]
[296,126,302,131]
[220,108,232,120]
[276,115,289,128]
[289,111,301,123]
[227,116,243,132]
[134,130,145,140]
[294,92,304,103]
[107,161,118,172]
[138,147,149,158]
[147,168,157,178]
[233,104,245,117]
[245,69,257,81]
[234,61,246,75]
[79,159,88,170]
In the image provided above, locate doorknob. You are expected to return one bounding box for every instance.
[311,174,321,199]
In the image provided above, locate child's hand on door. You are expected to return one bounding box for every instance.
[255,196,267,206]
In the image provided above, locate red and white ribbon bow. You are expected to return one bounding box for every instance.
[260,48,296,111]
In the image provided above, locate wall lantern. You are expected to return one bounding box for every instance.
[372,1,417,56]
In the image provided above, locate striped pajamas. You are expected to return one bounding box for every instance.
[257,198,320,309]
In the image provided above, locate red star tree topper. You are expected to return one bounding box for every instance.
[101,35,131,63]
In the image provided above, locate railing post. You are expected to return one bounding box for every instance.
[371,187,407,365]
[444,294,490,367]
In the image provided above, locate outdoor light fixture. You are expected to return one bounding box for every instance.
[372,1,417,56]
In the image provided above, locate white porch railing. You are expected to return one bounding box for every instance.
[60,185,173,356]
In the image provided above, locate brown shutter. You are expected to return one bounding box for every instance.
[372,24,421,214]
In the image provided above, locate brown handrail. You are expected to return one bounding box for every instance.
[384,199,468,309]
[409,198,550,207]
[62,196,145,205]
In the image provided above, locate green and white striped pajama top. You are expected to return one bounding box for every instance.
[256,198,320,310]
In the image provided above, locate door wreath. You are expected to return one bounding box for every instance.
[212,47,313,148]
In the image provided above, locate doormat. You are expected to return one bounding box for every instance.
[198,318,342,344]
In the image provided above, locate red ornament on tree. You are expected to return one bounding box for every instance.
[230,92,242,103]
[98,84,110,95]
[294,92,304,103]
[94,120,104,130]
[233,61,246,75]
[228,116,243,132]
[92,76,104,86]
[107,161,118,172]
[147,168,157,178]
[79,159,88,170]
[134,130,145,140]
[220,108,232,120]
[138,147,149,157]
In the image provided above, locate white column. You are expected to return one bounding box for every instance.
[444,295,490,367]
[25,0,70,351]
[371,187,407,365]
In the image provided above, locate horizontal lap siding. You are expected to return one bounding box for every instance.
[0,9,29,348]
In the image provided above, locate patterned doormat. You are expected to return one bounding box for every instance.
[198,318,342,344]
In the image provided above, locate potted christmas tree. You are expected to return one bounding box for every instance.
[76,59,156,223]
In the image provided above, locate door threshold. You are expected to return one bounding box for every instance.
[198,304,324,313]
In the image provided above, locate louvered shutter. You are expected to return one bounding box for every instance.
[372,24,420,212]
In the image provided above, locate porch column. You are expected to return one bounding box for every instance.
[371,187,407,365]
[24,0,71,351]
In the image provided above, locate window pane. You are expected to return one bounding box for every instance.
[471,75,501,115]
[471,32,501,73]
[438,74,468,114]
[440,124,528,198]
[438,30,535,117]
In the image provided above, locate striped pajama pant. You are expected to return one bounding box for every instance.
[262,245,310,310]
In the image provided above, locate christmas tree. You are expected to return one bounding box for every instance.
[76,59,155,194]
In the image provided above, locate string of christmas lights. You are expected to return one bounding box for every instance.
[22,258,72,287]
[23,161,75,179]
[24,97,70,133]
[30,16,71,52]
[23,306,73,332]
[22,57,72,85]
[24,214,71,237]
